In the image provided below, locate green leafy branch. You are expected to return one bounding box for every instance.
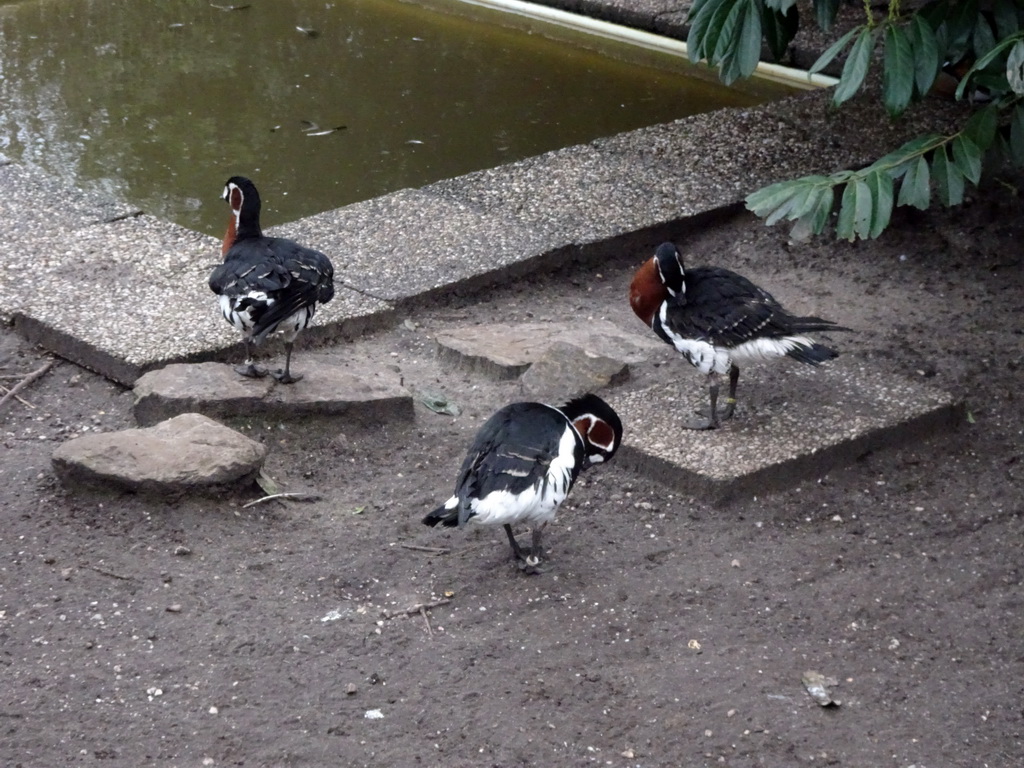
[687,0,1024,240]
[747,103,1024,241]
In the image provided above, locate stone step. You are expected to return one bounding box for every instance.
[132,360,413,428]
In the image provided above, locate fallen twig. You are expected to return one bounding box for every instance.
[0,360,54,412]
[83,564,134,581]
[399,543,451,555]
[382,597,451,620]
[0,384,35,409]
[419,606,433,636]
[241,492,322,508]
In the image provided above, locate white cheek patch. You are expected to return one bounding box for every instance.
[574,416,618,455]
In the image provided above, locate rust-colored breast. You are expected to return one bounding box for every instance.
[221,217,236,257]
[221,187,244,256]
[629,257,665,327]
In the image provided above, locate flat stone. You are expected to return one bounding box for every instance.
[133,360,414,427]
[520,340,630,401]
[608,356,964,503]
[51,412,267,494]
[435,320,663,379]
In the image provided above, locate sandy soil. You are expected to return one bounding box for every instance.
[1,172,1022,767]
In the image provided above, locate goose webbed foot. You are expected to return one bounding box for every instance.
[505,524,546,574]
[271,369,303,384]
[235,362,268,379]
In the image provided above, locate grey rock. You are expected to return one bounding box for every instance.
[51,413,267,494]
[133,360,414,427]
[434,320,662,380]
[521,340,630,401]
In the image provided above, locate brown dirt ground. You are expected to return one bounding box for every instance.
[1,171,1022,768]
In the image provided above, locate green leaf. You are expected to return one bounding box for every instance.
[764,182,829,225]
[835,183,856,241]
[993,131,1014,167]
[730,0,764,81]
[866,170,894,238]
[763,0,797,12]
[897,155,931,210]
[836,178,873,241]
[940,0,980,63]
[852,179,874,240]
[834,28,876,105]
[762,4,800,62]
[879,133,948,163]
[932,146,965,207]
[809,26,860,75]
[1008,39,1024,95]
[813,0,842,31]
[746,180,804,216]
[962,103,999,150]
[710,0,748,64]
[807,186,835,234]
[883,24,915,116]
[972,11,998,60]
[420,391,461,416]
[763,189,806,225]
[1011,103,1024,166]
[954,35,1019,100]
[908,15,941,96]
[992,0,1023,41]
[952,134,983,184]
[256,469,281,496]
[687,0,732,63]
[872,132,947,181]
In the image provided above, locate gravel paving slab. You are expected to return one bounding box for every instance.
[8,213,390,384]
[609,356,963,502]
[267,188,566,304]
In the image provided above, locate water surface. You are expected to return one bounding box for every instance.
[0,0,791,232]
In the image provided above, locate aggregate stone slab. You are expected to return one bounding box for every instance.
[608,356,963,502]
[434,320,664,379]
[6,213,391,385]
[428,89,964,245]
[0,163,140,248]
[133,360,414,427]
[268,188,565,303]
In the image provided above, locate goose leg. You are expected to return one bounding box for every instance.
[272,341,303,384]
[719,365,740,421]
[684,371,721,430]
[236,339,268,378]
[504,524,525,560]
[527,523,545,567]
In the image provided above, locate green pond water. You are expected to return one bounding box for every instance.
[0,0,793,234]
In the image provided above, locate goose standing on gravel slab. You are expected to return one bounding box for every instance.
[422,394,623,573]
[629,242,848,430]
[209,176,335,383]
